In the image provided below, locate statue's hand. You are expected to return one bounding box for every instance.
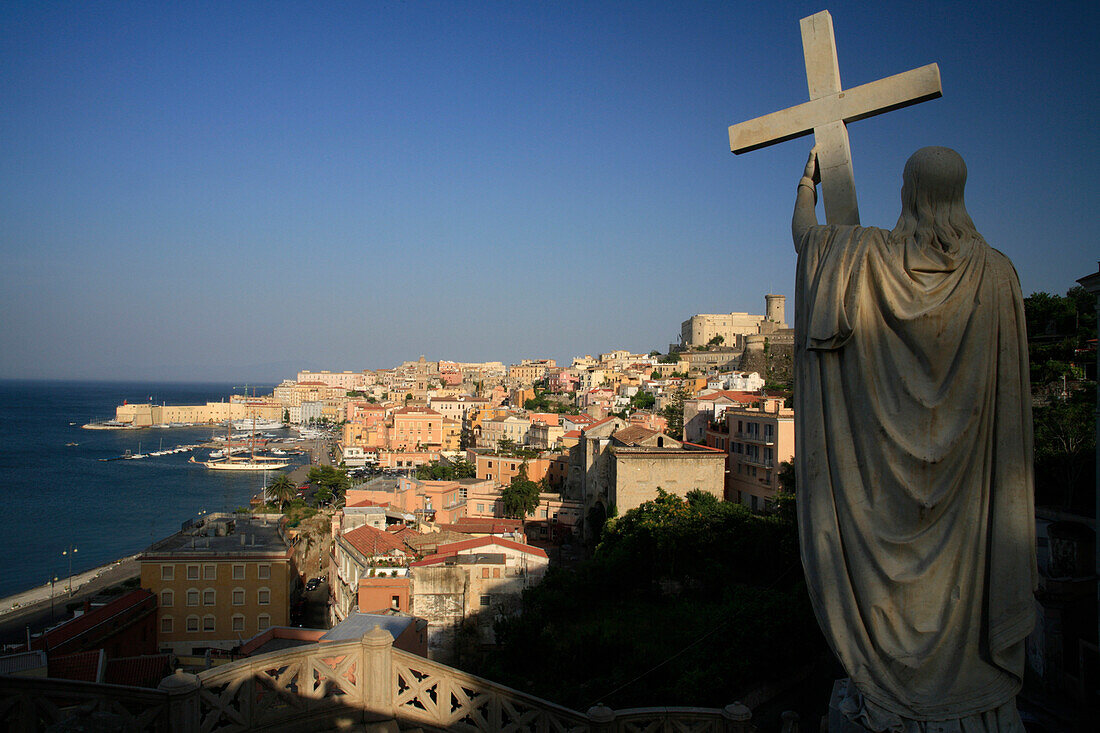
[803,145,821,185]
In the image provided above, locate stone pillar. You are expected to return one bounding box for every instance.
[362,625,395,721]
[587,703,617,733]
[157,669,202,733]
[722,701,752,733]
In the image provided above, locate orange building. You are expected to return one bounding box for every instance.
[705,398,794,509]
[390,406,444,451]
[140,515,295,656]
[357,577,411,614]
[470,452,551,486]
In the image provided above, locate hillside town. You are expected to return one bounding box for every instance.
[2,298,803,656]
[108,297,794,659]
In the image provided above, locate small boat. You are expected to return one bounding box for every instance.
[65,442,79,447]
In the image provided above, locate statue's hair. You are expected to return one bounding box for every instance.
[888,147,984,252]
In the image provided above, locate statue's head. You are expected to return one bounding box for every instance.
[891,147,981,252]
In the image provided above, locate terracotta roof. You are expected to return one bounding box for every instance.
[48,650,102,682]
[343,524,411,558]
[104,654,173,688]
[564,414,595,424]
[411,536,548,566]
[405,530,475,550]
[612,425,661,446]
[696,390,759,403]
[439,517,523,535]
[347,498,388,508]
[34,589,154,651]
[582,416,617,433]
[393,406,442,416]
[563,430,582,438]
[386,524,420,538]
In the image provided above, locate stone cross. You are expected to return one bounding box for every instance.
[728,10,942,225]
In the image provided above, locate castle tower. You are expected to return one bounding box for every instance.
[765,294,786,325]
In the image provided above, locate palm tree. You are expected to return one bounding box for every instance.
[269,474,296,511]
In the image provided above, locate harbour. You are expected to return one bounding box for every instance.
[0,380,315,601]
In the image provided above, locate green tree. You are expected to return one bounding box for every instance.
[268,473,296,510]
[630,391,656,411]
[1034,390,1096,511]
[415,458,477,481]
[661,388,687,440]
[501,463,540,519]
[707,335,724,347]
[307,465,350,497]
[479,489,819,710]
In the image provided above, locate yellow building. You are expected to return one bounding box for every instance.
[140,515,295,655]
[115,399,282,427]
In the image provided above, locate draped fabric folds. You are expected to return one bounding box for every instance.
[794,224,1036,728]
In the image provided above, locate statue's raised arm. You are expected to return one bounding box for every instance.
[792,146,820,251]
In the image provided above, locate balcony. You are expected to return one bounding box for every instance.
[735,431,775,445]
[741,455,774,469]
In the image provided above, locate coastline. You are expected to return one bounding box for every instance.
[0,554,141,618]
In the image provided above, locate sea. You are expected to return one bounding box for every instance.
[0,380,308,600]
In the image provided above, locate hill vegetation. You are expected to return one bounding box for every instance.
[471,489,825,711]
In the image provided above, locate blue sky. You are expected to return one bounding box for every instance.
[2,1,1096,382]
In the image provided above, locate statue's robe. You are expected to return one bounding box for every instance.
[795,225,1036,730]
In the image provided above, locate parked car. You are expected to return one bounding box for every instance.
[305,577,322,591]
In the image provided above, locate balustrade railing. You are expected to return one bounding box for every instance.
[2,627,764,732]
[0,675,173,731]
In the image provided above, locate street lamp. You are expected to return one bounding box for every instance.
[50,575,59,617]
[62,545,77,597]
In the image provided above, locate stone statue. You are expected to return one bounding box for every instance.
[792,146,1037,732]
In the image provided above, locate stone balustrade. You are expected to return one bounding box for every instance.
[1,626,762,731]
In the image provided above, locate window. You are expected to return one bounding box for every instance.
[539,509,548,519]
[232,565,245,580]
[186,565,199,580]
[258,588,270,605]
[161,590,174,607]
[203,589,215,606]
[487,461,493,468]
[391,595,400,610]
[186,616,199,632]
[232,588,245,605]
[203,615,215,632]
[232,615,245,633]
[477,503,484,513]
[479,595,490,607]
[481,568,489,579]
[492,568,500,578]
[258,565,270,580]
[161,616,173,634]
[160,565,174,581]
[203,564,216,580]
[257,614,271,630]
[186,589,199,606]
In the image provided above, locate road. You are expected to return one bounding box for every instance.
[0,556,140,646]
